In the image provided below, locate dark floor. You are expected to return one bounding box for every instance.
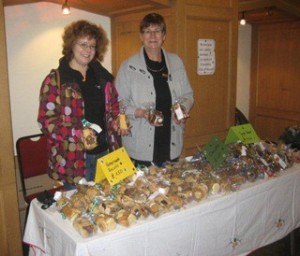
[248,227,300,256]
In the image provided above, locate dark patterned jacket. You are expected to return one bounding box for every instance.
[37,58,121,184]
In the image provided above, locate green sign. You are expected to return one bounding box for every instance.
[225,123,260,145]
[203,135,228,169]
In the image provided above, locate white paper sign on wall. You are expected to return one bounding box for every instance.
[198,39,215,75]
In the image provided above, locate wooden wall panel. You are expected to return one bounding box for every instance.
[186,0,235,8]
[0,185,23,255]
[111,8,175,75]
[256,24,300,111]
[250,21,300,141]
[0,0,23,254]
[255,115,299,141]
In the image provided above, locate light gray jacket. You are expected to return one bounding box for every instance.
[115,47,194,161]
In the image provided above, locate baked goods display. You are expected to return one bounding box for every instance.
[54,140,297,238]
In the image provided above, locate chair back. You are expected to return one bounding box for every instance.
[16,134,60,203]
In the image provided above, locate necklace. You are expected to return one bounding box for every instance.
[146,64,165,73]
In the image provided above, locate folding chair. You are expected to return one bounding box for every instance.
[16,134,62,204]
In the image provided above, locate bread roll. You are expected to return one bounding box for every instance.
[95,214,117,232]
[61,206,80,222]
[73,216,97,238]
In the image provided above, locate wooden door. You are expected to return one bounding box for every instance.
[250,21,300,141]
[180,0,238,155]
[0,0,23,255]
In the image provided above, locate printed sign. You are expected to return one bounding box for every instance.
[203,135,228,169]
[225,123,260,145]
[198,39,216,75]
[95,147,136,185]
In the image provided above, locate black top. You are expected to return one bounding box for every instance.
[144,50,172,166]
[58,57,113,154]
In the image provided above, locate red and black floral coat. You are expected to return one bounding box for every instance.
[37,58,121,184]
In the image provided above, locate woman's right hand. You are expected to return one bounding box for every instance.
[134,108,149,120]
[135,108,164,127]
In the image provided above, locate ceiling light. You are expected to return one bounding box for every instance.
[240,12,246,26]
[62,0,71,15]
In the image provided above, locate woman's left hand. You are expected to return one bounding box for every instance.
[172,112,190,125]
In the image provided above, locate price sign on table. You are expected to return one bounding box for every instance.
[225,123,260,145]
[203,135,228,169]
[95,147,136,185]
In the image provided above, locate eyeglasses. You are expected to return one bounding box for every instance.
[76,42,96,51]
[142,29,163,36]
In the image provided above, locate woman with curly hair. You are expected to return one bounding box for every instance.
[38,20,123,189]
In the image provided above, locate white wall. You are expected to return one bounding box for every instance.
[4,2,111,153]
[236,24,252,119]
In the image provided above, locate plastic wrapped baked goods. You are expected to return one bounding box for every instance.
[82,127,98,150]
[145,200,164,218]
[118,194,136,209]
[178,189,193,203]
[95,214,117,232]
[228,175,246,192]
[70,193,89,212]
[73,216,97,238]
[130,203,149,219]
[134,176,149,192]
[85,186,103,201]
[168,194,184,210]
[53,137,297,238]
[192,183,208,202]
[171,100,188,121]
[96,200,121,216]
[56,196,71,210]
[99,179,112,196]
[117,112,131,130]
[61,205,81,222]
[115,209,136,227]
[148,110,164,125]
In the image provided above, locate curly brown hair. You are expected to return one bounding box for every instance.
[62,20,109,62]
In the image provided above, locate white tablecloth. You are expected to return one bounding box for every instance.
[23,164,300,256]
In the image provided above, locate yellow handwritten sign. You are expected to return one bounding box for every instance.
[95,147,136,185]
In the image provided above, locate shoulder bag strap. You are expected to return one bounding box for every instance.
[54,69,60,89]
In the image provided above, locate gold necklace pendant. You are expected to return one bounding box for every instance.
[146,64,165,73]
